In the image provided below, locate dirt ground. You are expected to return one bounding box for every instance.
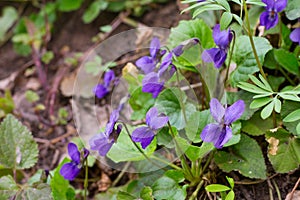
[0,0,299,199]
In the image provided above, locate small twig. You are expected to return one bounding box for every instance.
[34,128,76,144]
[289,177,300,200]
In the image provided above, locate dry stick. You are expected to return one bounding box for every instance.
[47,65,70,116]
[289,177,300,200]
[34,128,76,144]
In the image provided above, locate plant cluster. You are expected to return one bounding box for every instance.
[0,0,299,199]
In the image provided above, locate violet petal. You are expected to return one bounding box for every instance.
[131,127,155,149]
[201,123,223,143]
[290,28,300,45]
[150,37,160,58]
[210,98,225,123]
[224,100,245,125]
[60,162,81,181]
[136,56,156,74]
[214,126,232,149]
[68,143,80,164]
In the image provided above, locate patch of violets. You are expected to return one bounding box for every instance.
[137,37,199,98]
[60,143,89,181]
[89,109,122,156]
[201,98,245,149]
[93,69,115,99]
[202,24,233,69]
[131,107,169,149]
[260,0,287,30]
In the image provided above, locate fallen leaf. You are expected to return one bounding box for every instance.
[285,190,300,200]
[267,137,279,155]
[60,71,77,97]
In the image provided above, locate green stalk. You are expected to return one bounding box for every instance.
[242,0,267,80]
[151,155,182,171]
[224,31,236,86]
[84,159,88,200]
[278,15,282,47]
[167,122,194,181]
[189,180,204,200]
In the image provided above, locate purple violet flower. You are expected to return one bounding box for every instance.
[201,98,245,149]
[136,37,161,74]
[93,69,115,99]
[260,0,287,30]
[290,27,300,45]
[60,143,89,181]
[89,109,122,156]
[142,72,165,98]
[202,24,232,68]
[131,107,169,149]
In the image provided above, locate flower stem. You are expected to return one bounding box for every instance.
[84,158,88,200]
[112,161,131,187]
[167,122,194,181]
[189,180,204,200]
[224,31,236,86]
[242,0,267,80]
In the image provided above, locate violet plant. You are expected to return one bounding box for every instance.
[1,0,300,199]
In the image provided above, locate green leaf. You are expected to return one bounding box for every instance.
[226,176,234,188]
[82,0,108,23]
[285,0,300,20]
[242,112,274,136]
[266,129,300,173]
[215,134,267,179]
[230,36,272,87]
[117,191,136,200]
[140,186,154,200]
[232,14,243,26]
[169,19,214,49]
[25,90,40,103]
[41,51,54,64]
[216,0,231,11]
[164,170,185,183]
[193,4,225,18]
[250,97,273,109]
[283,109,300,122]
[152,176,187,200]
[155,88,196,130]
[220,12,233,30]
[0,114,38,169]
[84,55,102,76]
[107,126,157,162]
[273,48,299,76]
[15,183,52,200]
[156,127,174,148]
[268,75,285,92]
[246,0,266,6]
[205,184,231,192]
[177,137,214,161]
[260,100,274,119]
[50,158,75,200]
[281,101,300,135]
[185,110,212,143]
[57,0,83,12]
[0,6,18,41]
[225,190,235,200]
[274,98,281,113]
[0,90,15,115]
[0,175,19,199]
[129,87,155,120]
[297,123,300,135]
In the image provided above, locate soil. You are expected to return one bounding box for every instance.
[0,0,299,199]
